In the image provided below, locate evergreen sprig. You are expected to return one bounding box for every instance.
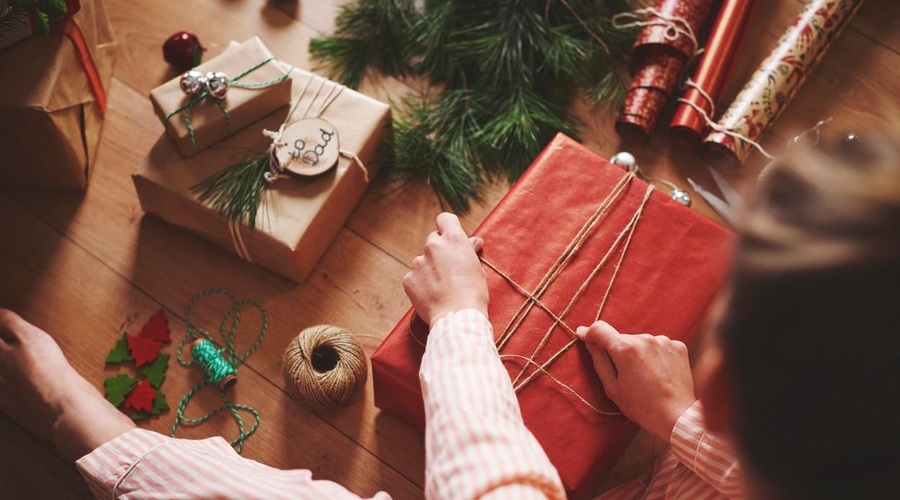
[311,0,636,213]
[0,0,68,37]
[191,156,272,230]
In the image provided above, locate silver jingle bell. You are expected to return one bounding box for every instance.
[610,151,638,173]
[205,71,229,99]
[671,188,692,207]
[179,70,206,97]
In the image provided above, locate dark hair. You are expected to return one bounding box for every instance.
[719,136,900,499]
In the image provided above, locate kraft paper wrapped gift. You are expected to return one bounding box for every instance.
[150,37,292,157]
[371,134,733,499]
[0,0,117,188]
[134,65,391,283]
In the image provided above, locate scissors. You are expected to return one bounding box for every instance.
[687,167,743,226]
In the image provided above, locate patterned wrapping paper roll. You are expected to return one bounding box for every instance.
[616,0,716,140]
[704,0,864,165]
[670,0,760,149]
[618,51,685,142]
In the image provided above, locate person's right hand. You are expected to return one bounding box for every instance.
[402,213,488,326]
[575,321,696,442]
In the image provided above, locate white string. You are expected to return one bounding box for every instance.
[612,7,700,55]
[262,73,316,183]
[302,77,327,119]
[339,150,370,183]
[235,72,362,264]
[678,90,776,160]
[260,75,350,185]
[228,222,254,264]
[314,83,345,118]
[679,78,716,119]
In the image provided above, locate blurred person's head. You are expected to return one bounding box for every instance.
[699,133,900,499]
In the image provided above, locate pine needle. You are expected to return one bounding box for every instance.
[309,0,638,213]
[191,156,272,230]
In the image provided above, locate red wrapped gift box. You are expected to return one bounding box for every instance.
[372,133,732,498]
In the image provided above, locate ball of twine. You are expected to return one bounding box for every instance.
[283,325,368,408]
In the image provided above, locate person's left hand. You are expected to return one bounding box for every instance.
[575,321,696,442]
[402,213,488,326]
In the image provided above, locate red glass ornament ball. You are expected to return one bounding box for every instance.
[163,31,204,73]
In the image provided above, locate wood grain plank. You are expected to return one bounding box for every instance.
[0,416,87,500]
[7,74,428,488]
[0,190,422,499]
[3,0,898,496]
[105,0,406,109]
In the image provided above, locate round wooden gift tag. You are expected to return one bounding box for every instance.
[275,118,341,176]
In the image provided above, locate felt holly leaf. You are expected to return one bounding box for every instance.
[104,374,137,407]
[106,333,133,364]
[131,390,170,420]
[123,379,155,413]
[151,390,169,415]
[138,309,170,344]
[127,334,163,368]
[139,353,169,388]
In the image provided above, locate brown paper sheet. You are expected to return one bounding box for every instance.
[149,37,292,158]
[134,64,391,283]
[0,0,117,188]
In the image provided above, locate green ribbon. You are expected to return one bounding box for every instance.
[172,288,268,453]
[164,57,293,149]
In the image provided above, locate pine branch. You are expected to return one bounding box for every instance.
[309,0,639,213]
[191,156,271,230]
[310,0,418,88]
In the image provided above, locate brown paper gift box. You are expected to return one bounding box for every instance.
[150,37,292,158]
[0,0,117,189]
[134,65,391,283]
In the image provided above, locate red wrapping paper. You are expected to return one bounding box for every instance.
[670,0,759,148]
[371,134,733,499]
[617,0,715,140]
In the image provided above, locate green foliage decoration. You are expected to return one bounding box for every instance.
[1,0,69,38]
[310,0,637,212]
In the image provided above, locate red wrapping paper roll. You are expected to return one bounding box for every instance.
[670,0,759,149]
[616,0,715,140]
[704,0,864,166]
[618,51,684,142]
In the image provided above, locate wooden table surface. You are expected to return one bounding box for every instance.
[2,1,898,498]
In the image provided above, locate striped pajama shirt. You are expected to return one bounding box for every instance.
[76,309,741,499]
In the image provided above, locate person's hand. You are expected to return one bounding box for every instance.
[402,213,488,326]
[575,321,696,442]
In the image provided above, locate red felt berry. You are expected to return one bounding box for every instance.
[163,31,204,73]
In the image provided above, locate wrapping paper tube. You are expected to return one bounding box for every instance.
[617,0,715,140]
[670,0,759,149]
[704,0,864,165]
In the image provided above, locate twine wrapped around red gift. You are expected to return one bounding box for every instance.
[703,0,864,165]
[371,134,732,499]
[615,0,715,141]
[670,0,759,149]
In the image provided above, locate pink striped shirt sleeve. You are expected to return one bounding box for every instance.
[669,401,743,499]
[75,428,391,499]
[419,309,566,500]
[597,401,743,500]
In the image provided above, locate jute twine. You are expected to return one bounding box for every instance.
[282,325,368,408]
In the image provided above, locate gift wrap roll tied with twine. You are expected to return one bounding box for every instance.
[704,0,864,165]
[283,325,368,408]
